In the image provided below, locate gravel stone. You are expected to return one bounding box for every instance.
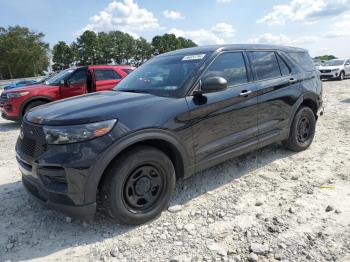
[168,205,183,213]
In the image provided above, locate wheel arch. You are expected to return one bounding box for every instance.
[288,92,320,128]
[84,129,193,204]
[21,96,54,116]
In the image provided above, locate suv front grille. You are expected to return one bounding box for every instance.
[16,120,47,160]
[0,93,8,107]
[320,70,331,73]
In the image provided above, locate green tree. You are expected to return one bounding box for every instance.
[109,31,136,64]
[314,55,337,61]
[97,32,114,64]
[52,41,74,71]
[151,34,197,54]
[0,26,49,79]
[133,37,153,66]
[74,30,99,65]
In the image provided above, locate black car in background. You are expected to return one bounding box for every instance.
[16,44,323,224]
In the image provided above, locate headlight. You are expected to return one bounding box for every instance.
[331,69,339,72]
[43,119,117,144]
[7,92,29,99]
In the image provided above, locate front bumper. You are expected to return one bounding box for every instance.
[319,71,339,79]
[16,119,121,220]
[0,101,21,121]
[18,155,96,220]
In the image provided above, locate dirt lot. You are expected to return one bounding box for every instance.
[0,80,350,262]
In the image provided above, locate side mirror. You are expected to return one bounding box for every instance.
[345,63,350,66]
[60,79,66,86]
[195,76,228,95]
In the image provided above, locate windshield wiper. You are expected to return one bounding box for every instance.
[117,89,151,94]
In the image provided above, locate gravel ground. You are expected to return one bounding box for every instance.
[0,80,350,262]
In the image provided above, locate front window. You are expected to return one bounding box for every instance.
[45,68,75,86]
[324,59,345,66]
[114,53,209,97]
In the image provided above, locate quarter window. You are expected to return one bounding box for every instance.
[287,52,315,71]
[95,69,121,81]
[203,52,248,86]
[248,51,281,80]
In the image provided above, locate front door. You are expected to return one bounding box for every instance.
[345,59,350,75]
[186,52,259,171]
[60,69,87,99]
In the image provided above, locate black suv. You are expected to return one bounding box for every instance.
[17,44,323,224]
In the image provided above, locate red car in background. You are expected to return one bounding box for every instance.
[0,65,134,121]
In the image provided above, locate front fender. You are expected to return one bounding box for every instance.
[84,128,193,203]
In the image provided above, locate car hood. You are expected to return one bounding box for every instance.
[318,66,342,70]
[26,91,166,125]
[2,84,55,93]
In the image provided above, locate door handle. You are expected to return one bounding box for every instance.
[239,90,252,97]
[289,78,298,84]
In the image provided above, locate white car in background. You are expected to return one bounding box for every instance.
[318,59,350,80]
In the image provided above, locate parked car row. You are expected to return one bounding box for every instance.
[0,65,134,121]
[13,44,323,225]
[316,58,350,80]
[3,79,38,90]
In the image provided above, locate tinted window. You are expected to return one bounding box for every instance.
[122,69,134,75]
[114,53,208,98]
[249,51,281,80]
[204,52,248,86]
[346,59,350,64]
[95,69,121,81]
[277,54,291,76]
[288,52,315,71]
[69,70,86,84]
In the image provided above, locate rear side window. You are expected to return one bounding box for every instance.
[204,52,248,86]
[248,51,281,80]
[122,69,134,75]
[287,52,315,71]
[276,54,291,76]
[95,69,121,81]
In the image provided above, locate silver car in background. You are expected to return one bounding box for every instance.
[318,59,350,80]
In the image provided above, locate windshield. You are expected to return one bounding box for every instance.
[45,68,75,85]
[324,59,345,66]
[113,53,208,97]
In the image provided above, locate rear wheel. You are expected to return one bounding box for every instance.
[282,106,316,152]
[100,146,176,225]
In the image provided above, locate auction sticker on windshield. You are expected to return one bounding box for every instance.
[182,54,206,61]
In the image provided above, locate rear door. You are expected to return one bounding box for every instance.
[187,52,259,170]
[345,59,350,75]
[247,51,300,146]
[60,68,87,99]
[94,69,122,91]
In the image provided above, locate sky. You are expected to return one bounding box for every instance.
[1,0,350,58]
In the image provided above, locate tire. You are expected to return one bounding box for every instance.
[100,146,176,225]
[338,71,345,81]
[23,100,47,116]
[282,106,316,152]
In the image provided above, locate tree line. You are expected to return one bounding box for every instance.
[0,25,197,79]
[0,26,49,79]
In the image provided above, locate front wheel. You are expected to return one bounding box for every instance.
[100,146,176,225]
[23,100,47,116]
[338,71,345,81]
[282,106,316,152]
